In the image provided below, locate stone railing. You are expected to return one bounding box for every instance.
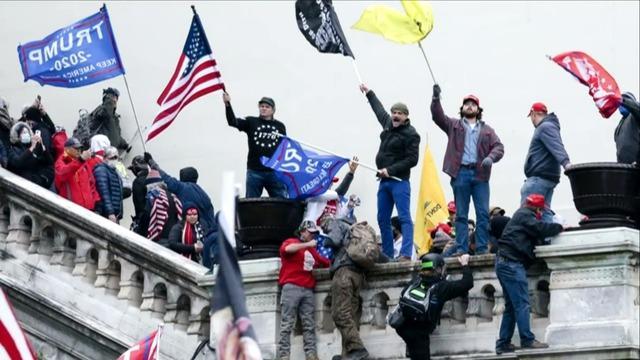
[200,227,639,360]
[200,254,551,359]
[0,168,210,360]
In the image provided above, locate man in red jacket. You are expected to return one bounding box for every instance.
[54,137,99,210]
[277,220,330,360]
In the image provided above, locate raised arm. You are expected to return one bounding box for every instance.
[223,92,248,131]
[430,84,456,134]
[360,84,392,129]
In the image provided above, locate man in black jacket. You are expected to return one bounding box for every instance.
[223,92,288,198]
[495,194,563,354]
[393,253,473,360]
[614,92,640,165]
[128,155,148,233]
[359,84,421,261]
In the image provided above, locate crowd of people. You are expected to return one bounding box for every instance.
[1,81,638,360]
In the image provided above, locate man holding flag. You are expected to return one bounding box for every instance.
[223,93,288,199]
[431,85,504,256]
[359,84,420,261]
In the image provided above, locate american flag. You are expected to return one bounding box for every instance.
[0,289,37,360]
[117,327,162,360]
[147,11,224,142]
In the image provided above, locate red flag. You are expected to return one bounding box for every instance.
[0,289,37,360]
[147,11,224,142]
[117,327,162,360]
[550,51,621,118]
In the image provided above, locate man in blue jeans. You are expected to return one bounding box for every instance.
[522,102,571,222]
[431,84,504,256]
[223,92,288,198]
[495,194,563,354]
[359,84,420,261]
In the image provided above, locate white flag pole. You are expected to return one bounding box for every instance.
[272,132,402,181]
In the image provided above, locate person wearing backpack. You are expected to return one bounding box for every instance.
[391,253,473,360]
[323,217,382,360]
[89,88,130,152]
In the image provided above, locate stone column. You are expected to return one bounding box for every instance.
[536,227,639,349]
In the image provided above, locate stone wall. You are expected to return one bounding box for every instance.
[0,167,212,359]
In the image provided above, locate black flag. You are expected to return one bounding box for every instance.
[210,209,262,359]
[295,0,354,58]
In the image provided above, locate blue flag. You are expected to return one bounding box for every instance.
[17,5,125,88]
[261,136,349,200]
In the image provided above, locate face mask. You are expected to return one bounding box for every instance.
[20,132,31,144]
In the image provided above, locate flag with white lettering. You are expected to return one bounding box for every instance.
[17,5,125,88]
[260,136,349,200]
[116,327,162,360]
[146,10,224,142]
[0,288,37,360]
[550,51,622,118]
[295,0,354,58]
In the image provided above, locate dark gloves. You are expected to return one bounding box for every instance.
[433,84,441,100]
[481,157,493,168]
[144,152,160,170]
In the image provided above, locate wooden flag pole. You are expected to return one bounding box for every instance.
[351,58,364,84]
[418,41,437,84]
[272,132,402,181]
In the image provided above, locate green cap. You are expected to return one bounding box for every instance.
[391,102,409,115]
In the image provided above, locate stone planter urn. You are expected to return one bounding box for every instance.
[236,198,305,259]
[565,162,640,229]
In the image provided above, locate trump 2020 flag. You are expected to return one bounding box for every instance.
[550,51,621,118]
[117,326,162,360]
[260,137,349,200]
[147,9,224,142]
[295,0,354,57]
[0,288,37,360]
[17,5,125,88]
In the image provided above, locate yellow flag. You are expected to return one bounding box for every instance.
[413,143,449,255]
[352,1,434,44]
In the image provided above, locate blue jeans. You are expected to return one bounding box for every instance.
[246,169,288,198]
[495,256,535,348]
[451,168,490,254]
[202,230,218,270]
[377,179,413,258]
[520,176,556,223]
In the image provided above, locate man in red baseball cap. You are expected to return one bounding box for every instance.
[430,84,504,256]
[522,101,571,223]
[494,193,563,355]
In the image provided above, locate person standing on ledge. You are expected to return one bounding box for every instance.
[223,92,288,198]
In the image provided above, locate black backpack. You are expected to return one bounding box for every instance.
[399,282,438,324]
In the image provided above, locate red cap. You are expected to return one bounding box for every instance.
[463,94,480,106]
[525,194,546,208]
[332,177,340,183]
[528,102,548,116]
[430,222,453,238]
[447,200,456,213]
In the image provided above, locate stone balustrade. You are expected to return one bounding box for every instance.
[0,168,211,359]
[201,227,639,359]
[200,255,551,359]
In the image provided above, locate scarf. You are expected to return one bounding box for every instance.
[181,221,203,260]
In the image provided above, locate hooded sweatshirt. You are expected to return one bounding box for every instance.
[524,113,570,183]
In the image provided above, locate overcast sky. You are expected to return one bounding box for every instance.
[1,1,638,227]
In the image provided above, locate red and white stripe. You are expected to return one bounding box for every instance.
[0,289,36,360]
[147,54,224,142]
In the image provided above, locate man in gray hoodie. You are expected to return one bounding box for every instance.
[521,102,572,222]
